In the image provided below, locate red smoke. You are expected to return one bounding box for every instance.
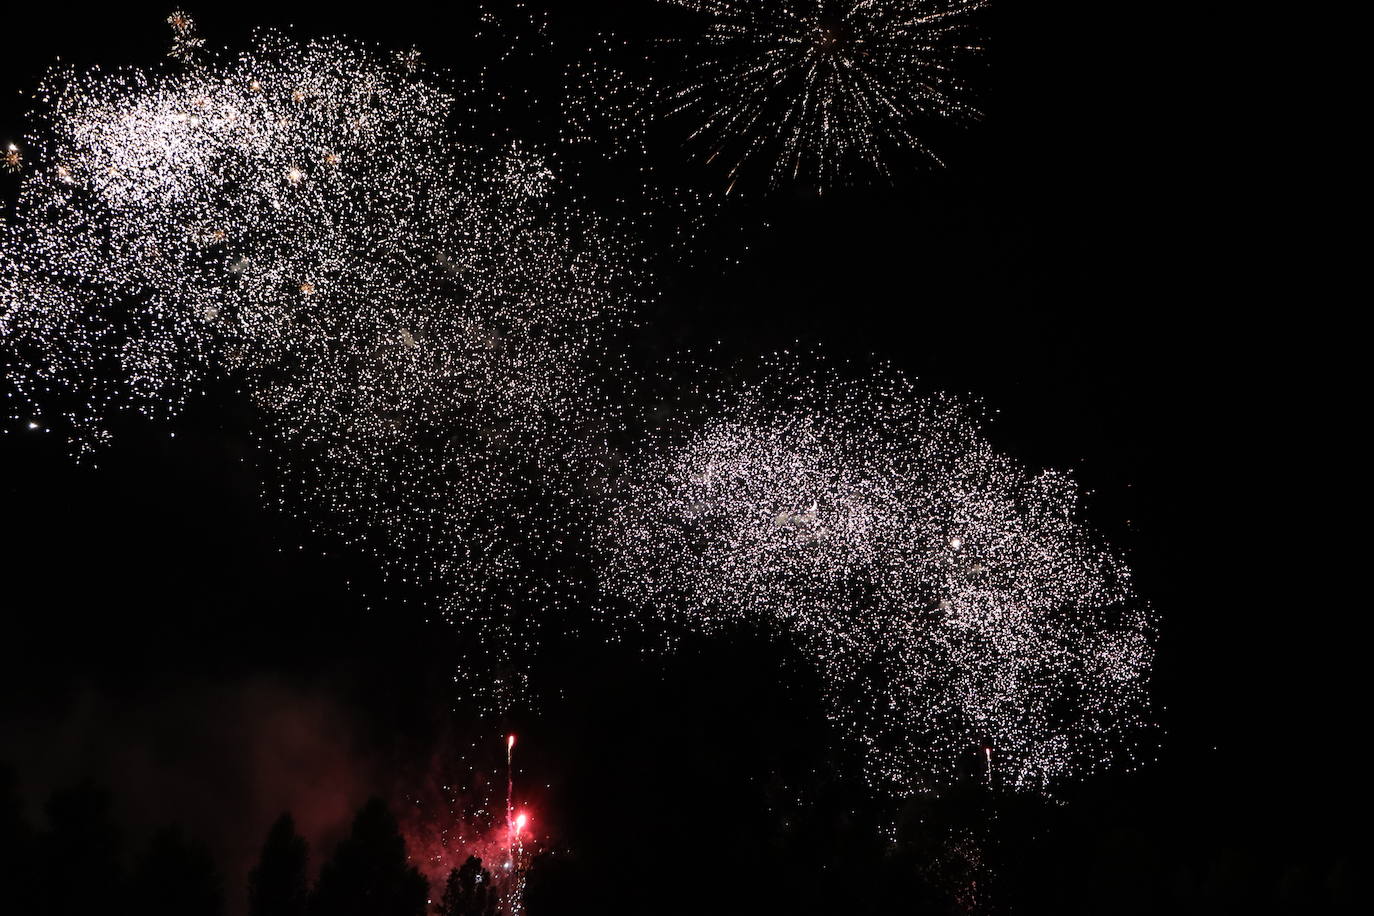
[4,675,544,914]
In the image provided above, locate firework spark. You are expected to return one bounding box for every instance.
[166,10,207,62]
[598,358,1153,793]
[507,734,516,864]
[663,0,986,188]
[0,30,634,659]
[3,16,1152,804]
[396,732,538,914]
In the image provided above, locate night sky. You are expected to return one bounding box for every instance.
[0,3,1345,915]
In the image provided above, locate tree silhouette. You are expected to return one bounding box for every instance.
[249,813,309,916]
[310,798,428,916]
[439,856,499,916]
[130,824,224,916]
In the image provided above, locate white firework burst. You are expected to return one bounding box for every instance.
[664,0,986,188]
[599,358,1153,793]
[1,31,634,631]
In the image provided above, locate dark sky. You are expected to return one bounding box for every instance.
[0,3,1343,915]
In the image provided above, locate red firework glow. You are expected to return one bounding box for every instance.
[395,732,542,899]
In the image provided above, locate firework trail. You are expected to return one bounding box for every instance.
[506,734,516,864]
[662,0,986,189]
[394,731,537,915]
[597,356,1154,794]
[504,734,529,915]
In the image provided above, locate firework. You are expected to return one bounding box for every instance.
[0,29,634,654]
[663,0,986,188]
[598,357,1154,793]
[3,15,1153,804]
[166,10,207,62]
[395,732,537,915]
[504,734,528,915]
[506,734,516,865]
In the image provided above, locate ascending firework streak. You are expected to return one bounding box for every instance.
[503,733,529,916]
[506,733,517,867]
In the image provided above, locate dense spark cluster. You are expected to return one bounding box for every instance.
[599,360,1153,792]
[0,32,631,613]
[663,0,985,188]
[3,16,1155,797]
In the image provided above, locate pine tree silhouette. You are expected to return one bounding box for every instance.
[310,798,428,916]
[249,813,309,916]
[439,856,498,916]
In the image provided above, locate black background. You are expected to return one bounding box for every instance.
[1,2,1342,914]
